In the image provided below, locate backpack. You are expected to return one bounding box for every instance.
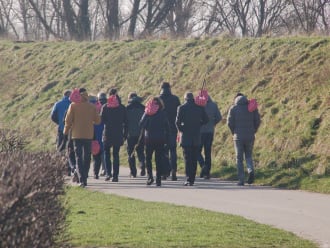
[145,99,159,116]
[195,89,208,107]
[69,88,81,103]
[107,95,119,108]
[248,98,258,112]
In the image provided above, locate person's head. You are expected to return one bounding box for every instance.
[63,90,71,97]
[109,88,117,96]
[184,92,194,102]
[89,95,98,104]
[234,92,244,102]
[79,88,88,101]
[160,82,171,95]
[152,96,164,111]
[97,92,107,105]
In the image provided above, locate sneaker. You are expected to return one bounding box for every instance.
[112,177,118,182]
[146,177,154,185]
[184,181,193,186]
[247,171,255,184]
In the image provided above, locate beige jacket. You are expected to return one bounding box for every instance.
[63,97,101,139]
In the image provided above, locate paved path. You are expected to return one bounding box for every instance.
[82,167,330,248]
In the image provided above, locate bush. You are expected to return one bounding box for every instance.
[0,151,66,248]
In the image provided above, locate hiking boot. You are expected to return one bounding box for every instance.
[247,171,255,184]
[146,177,154,185]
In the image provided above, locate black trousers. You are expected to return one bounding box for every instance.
[182,145,199,184]
[145,143,165,180]
[127,136,145,176]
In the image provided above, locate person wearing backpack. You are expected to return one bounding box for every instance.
[139,97,170,186]
[126,92,146,177]
[176,92,209,186]
[50,90,72,175]
[101,88,128,182]
[198,94,222,179]
[159,82,181,181]
[62,88,101,187]
[227,93,261,186]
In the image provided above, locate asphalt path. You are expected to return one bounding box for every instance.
[79,166,330,248]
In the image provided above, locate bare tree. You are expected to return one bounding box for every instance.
[105,0,119,40]
[231,0,252,36]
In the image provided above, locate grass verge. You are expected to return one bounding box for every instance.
[62,186,317,248]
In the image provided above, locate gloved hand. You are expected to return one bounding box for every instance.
[58,134,68,152]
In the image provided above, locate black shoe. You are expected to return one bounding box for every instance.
[140,169,146,176]
[79,183,85,188]
[100,170,106,176]
[161,175,167,180]
[112,177,118,182]
[146,177,154,185]
[72,171,79,183]
[203,175,210,180]
[237,181,244,186]
[247,171,255,184]
[184,181,193,186]
[156,178,161,186]
[130,173,137,178]
[94,175,99,179]
[105,176,111,181]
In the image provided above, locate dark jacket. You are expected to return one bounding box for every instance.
[227,95,261,141]
[176,99,209,147]
[159,88,181,134]
[101,100,128,147]
[200,96,222,134]
[140,110,170,145]
[126,98,145,138]
[50,96,71,131]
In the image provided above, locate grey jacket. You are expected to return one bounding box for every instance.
[200,96,222,134]
[227,95,261,141]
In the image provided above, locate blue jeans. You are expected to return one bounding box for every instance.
[104,144,120,179]
[234,139,254,183]
[198,132,214,176]
[73,139,92,185]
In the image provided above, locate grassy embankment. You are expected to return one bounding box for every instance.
[0,37,329,192]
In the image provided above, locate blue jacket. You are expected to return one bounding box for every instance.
[200,96,222,134]
[227,95,261,141]
[50,96,71,131]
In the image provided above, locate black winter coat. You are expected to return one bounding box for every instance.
[176,99,209,147]
[101,104,128,147]
[139,110,170,145]
[126,100,145,137]
[159,89,181,134]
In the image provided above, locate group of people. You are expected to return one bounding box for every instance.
[51,82,260,187]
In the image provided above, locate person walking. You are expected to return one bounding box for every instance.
[176,92,208,186]
[158,82,181,181]
[50,90,72,175]
[89,95,104,179]
[198,94,222,179]
[140,97,170,186]
[62,88,101,187]
[96,92,108,177]
[126,92,146,177]
[227,93,261,186]
[101,88,127,182]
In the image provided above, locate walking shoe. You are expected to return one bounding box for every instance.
[112,177,118,182]
[105,176,111,181]
[156,178,161,187]
[100,170,106,176]
[140,169,146,176]
[94,175,99,179]
[247,171,255,184]
[203,175,210,180]
[79,183,85,188]
[146,177,154,185]
[184,181,193,186]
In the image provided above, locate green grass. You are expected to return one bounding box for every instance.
[62,186,316,248]
[0,37,329,193]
